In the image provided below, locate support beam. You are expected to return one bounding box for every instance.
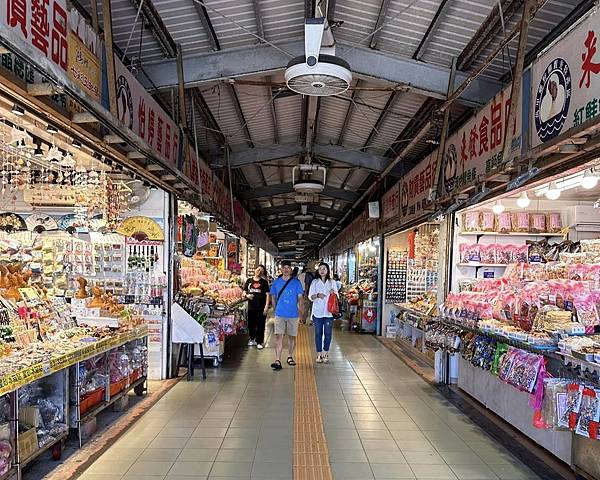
[141,41,502,106]
[130,0,177,57]
[362,91,398,150]
[102,0,118,116]
[228,84,254,148]
[237,183,359,202]
[268,78,280,143]
[338,81,360,145]
[27,83,59,96]
[251,0,265,41]
[71,112,97,123]
[413,0,451,61]
[370,0,392,49]
[258,203,344,218]
[191,89,226,146]
[306,97,318,154]
[222,143,389,172]
[194,1,221,51]
[457,0,522,71]
[263,217,336,229]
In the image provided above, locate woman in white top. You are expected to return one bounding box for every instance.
[308,262,338,363]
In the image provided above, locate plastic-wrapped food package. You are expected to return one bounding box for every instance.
[480,211,495,232]
[531,213,547,233]
[574,294,600,333]
[503,349,544,393]
[496,244,514,264]
[479,244,496,264]
[547,213,563,233]
[562,383,584,430]
[459,243,480,263]
[575,387,600,439]
[512,212,530,232]
[538,379,569,430]
[463,211,481,232]
[497,212,513,233]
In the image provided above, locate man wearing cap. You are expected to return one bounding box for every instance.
[268,260,304,370]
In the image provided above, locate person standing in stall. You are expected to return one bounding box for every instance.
[244,265,270,350]
[309,262,338,364]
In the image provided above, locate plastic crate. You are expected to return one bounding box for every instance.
[80,388,105,416]
[109,378,127,397]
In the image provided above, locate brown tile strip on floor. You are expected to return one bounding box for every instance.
[294,325,333,480]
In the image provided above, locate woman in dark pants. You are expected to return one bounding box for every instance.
[244,265,270,349]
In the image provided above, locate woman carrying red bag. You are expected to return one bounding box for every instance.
[308,262,338,364]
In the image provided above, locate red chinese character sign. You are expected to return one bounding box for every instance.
[114,57,182,168]
[381,182,399,222]
[440,84,521,196]
[399,153,436,224]
[530,10,600,147]
[2,0,68,72]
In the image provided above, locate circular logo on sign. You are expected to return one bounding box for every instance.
[400,181,409,217]
[116,75,134,129]
[444,144,457,194]
[535,58,571,142]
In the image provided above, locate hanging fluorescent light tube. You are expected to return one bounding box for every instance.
[11,104,24,116]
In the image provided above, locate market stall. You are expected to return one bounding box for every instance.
[382,223,440,362]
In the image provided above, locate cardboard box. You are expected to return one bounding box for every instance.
[18,427,38,461]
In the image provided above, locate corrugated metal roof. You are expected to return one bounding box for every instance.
[342,87,394,149]
[419,0,496,67]
[376,0,441,58]
[235,82,277,146]
[205,0,261,49]
[274,95,303,145]
[315,95,353,146]
[200,83,250,149]
[259,0,305,44]
[366,91,427,155]
[152,0,214,57]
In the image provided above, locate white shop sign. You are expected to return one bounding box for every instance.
[530,10,600,147]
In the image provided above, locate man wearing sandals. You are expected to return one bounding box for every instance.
[269,260,304,371]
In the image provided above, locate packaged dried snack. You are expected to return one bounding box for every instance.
[479,244,497,264]
[528,241,546,263]
[576,387,600,439]
[497,212,513,233]
[562,383,584,430]
[480,211,495,232]
[497,244,514,264]
[514,245,528,264]
[531,213,547,233]
[463,211,481,232]
[512,212,530,233]
[459,243,480,263]
[547,213,563,233]
[574,294,600,333]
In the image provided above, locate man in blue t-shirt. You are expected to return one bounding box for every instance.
[268,260,304,371]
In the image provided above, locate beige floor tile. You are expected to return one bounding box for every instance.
[86,460,136,475]
[168,461,213,476]
[370,463,416,479]
[440,451,485,465]
[404,450,446,465]
[138,449,183,462]
[127,460,175,476]
[448,464,500,479]
[410,464,458,479]
[177,448,219,462]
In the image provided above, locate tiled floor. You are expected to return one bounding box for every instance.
[78,329,542,480]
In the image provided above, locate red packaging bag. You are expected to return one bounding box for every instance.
[327,293,340,316]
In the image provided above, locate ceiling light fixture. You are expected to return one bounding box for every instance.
[545,181,561,200]
[492,201,505,214]
[72,139,82,148]
[516,191,530,209]
[33,144,43,157]
[47,124,58,134]
[580,169,599,190]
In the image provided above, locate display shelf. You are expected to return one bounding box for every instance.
[393,304,435,320]
[19,431,68,469]
[0,326,148,397]
[457,263,508,268]
[0,467,16,480]
[459,231,563,237]
[79,376,146,425]
[439,319,561,357]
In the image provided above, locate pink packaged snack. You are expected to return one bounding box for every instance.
[464,211,481,232]
[497,212,513,233]
[548,213,563,233]
[514,244,529,264]
[497,244,514,264]
[480,244,497,264]
[481,211,495,232]
[531,213,547,233]
[460,243,480,263]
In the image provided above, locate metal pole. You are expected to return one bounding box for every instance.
[176,44,188,130]
[101,0,118,116]
[433,57,457,200]
[501,0,535,169]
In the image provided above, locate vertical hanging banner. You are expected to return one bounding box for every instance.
[1,0,69,73]
[114,57,182,168]
[399,153,437,224]
[530,10,599,148]
[381,182,400,229]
